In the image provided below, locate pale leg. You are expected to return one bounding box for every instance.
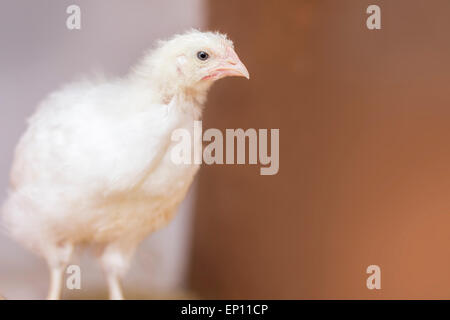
[47,267,64,300]
[45,243,74,300]
[106,272,124,300]
[99,246,133,300]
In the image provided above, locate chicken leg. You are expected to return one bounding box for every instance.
[99,246,133,300]
[47,267,64,300]
[45,243,73,300]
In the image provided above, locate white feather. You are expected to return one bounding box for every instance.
[2,30,234,261]
[1,30,248,299]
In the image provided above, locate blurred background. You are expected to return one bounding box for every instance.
[2,0,450,299]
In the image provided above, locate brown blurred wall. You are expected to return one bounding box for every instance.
[189,0,450,299]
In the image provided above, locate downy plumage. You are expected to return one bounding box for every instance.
[1,30,249,299]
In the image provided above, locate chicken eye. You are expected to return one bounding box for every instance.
[197,51,209,61]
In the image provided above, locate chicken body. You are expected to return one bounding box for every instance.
[1,30,249,299]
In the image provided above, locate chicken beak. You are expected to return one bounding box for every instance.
[205,47,250,80]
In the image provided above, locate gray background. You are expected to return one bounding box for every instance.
[0,0,204,299]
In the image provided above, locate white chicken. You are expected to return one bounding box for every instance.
[1,30,249,300]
